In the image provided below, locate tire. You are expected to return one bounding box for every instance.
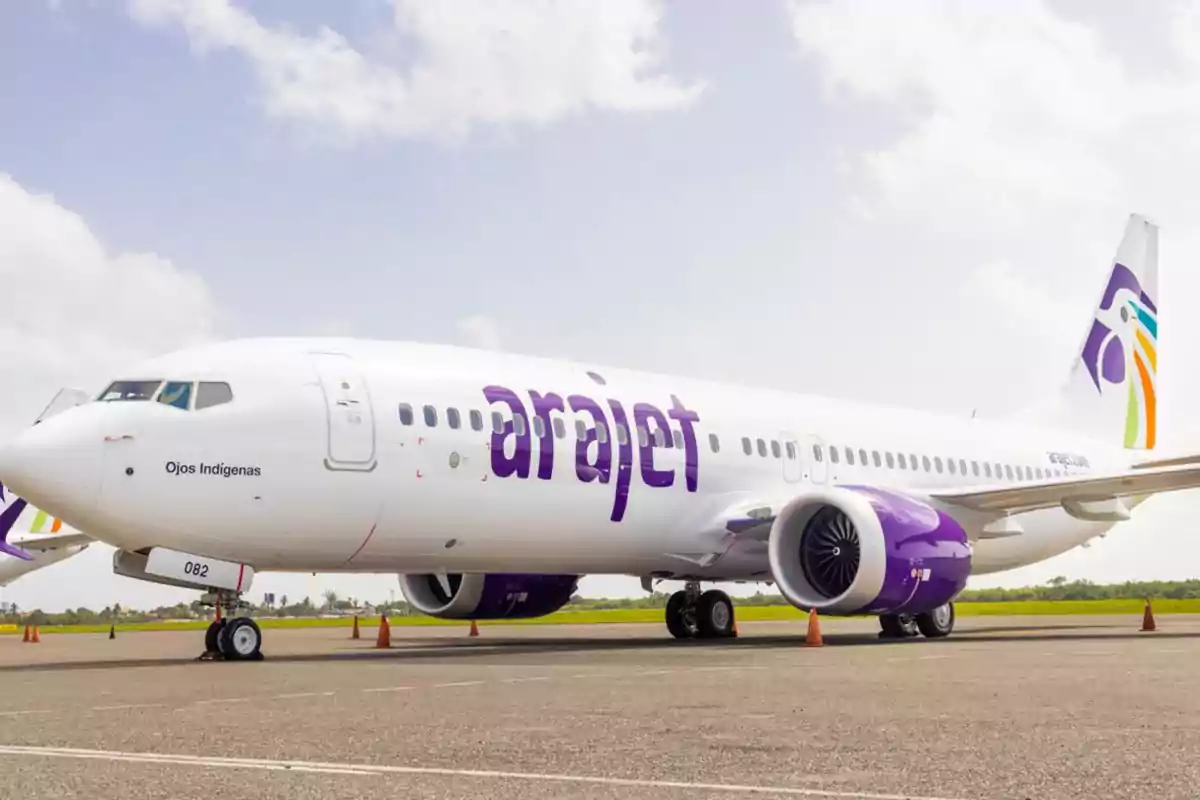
[219,617,263,660]
[205,619,225,654]
[915,602,955,638]
[665,591,694,639]
[879,614,919,638]
[695,590,736,639]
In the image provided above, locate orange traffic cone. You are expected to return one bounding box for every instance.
[804,608,823,647]
[22,624,29,643]
[215,603,222,622]
[731,619,739,637]
[1141,599,1156,632]
[30,626,40,644]
[375,615,391,648]
[469,620,479,637]
[351,615,360,640]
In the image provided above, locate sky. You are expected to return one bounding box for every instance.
[5,0,1200,612]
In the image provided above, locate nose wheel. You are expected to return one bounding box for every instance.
[198,592,264,661]
[665,584,738,640]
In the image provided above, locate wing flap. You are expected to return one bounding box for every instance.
[931,462,1200,514]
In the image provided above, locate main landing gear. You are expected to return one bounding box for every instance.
[878,602,955,640]
[665,582,738,640]
[198,590,264,661]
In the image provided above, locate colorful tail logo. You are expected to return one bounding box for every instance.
[1079,262,1157,449]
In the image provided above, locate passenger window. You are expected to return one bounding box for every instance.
[673,430,684,449]
[533,417,546,438]
[897,453,906,469]
[858,448,868,465]
[742,437,753,456]
[446,408,461,430]
[575,420,587,440]
[709,433,720,453]
[948,458,956,475]
[846,448,856,465]
[959,459,967,475]
[872,451,881,467]
[830,447,839,464]
[984,463,992,478]
[597,422,609,444]
[1005,465,1014,480]
[553,418,566,439]
[1036,467,1044,480]
[157,381,192,410]
[636,426,648,447]
[423,405,438,427]
[785,442,796,460]
[909,454,918,470]
[469,410,483,431]
[972,461,980,477]
[934,457,943,473]
[771,441,782,459]
[757,439,768,457]
[1015,466,1024,480]
[195,382,233,410]
[653,428,666,447]
[514,415,526,436]
[885,452,895,468]
[922,456,931,472]
[98,379,162,402]
[492,412,504,434]
[814,445,824,462]
[399,404,415,425]
[616,424,628,445]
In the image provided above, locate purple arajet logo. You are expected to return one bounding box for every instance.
[1080,262,1153,392]
[483,386,700,522]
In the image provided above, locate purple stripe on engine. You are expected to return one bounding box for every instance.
[475,574,580,619]
[840,486,972,615]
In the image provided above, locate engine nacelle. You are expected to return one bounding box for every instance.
[767,485,971,616]
[397,572,580,620]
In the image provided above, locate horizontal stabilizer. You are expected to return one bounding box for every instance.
[931,462,1200,515]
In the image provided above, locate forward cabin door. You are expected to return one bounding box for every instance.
[309,352,378,472]
[780,430,803,484]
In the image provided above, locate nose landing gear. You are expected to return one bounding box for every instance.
[665,582,738,640]
[198,591,264,661]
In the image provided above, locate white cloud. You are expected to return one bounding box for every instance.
[787,0,1200,585]
[0,173,218,440]
[456,314,503,351]
[127,0,703,144]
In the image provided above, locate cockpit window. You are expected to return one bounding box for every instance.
[98,380,162,402]
[157,382,193,410]
[195,382,234,410]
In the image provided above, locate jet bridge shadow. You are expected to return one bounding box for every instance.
[1,622,1196,674]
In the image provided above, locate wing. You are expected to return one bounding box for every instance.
[10,533,93,553]
[930,462,1200,515]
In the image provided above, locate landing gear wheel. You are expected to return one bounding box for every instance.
[665,591,696,639]
[695,590,737,639]
[879,613,919,639]
[218,617,264,661]
[915,602,955,638]
[204,619,226,655]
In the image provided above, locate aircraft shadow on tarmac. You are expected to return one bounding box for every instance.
[1,622,1195,674]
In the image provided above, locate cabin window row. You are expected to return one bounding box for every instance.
[397,403,724,453]
[736,435,1067,481]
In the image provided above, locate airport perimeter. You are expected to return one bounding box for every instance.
[0,613,1196,800]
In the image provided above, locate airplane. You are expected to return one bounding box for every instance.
[0,213,1192,661]
[0,492,92,589]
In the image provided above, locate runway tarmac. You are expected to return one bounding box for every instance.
[0,613,1197,799]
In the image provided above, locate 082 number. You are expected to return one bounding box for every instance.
[184,561,210,579]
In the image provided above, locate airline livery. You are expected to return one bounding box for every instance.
[1,214,1196,661]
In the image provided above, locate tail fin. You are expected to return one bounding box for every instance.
[1041,213,1160,449]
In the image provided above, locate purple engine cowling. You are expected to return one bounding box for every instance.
[767,485,972,616]
[397,572,580,619]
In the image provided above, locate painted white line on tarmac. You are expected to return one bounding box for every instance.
[0,744,981,799]
[190,697,254,706]
[90,704,163,712]
[270,692,335,701]
[362,686,413,694]
[431,681,485,688]
[500,676,551,684]
[0,710,51,718]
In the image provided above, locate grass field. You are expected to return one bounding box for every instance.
[3,598,1196,635]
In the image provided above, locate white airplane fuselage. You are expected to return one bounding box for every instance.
[2,338,1123,581]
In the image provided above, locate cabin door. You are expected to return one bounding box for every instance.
[309,352,378,471]
[803,434,829,485]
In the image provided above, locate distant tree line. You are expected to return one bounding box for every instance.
[4,577,1198,626]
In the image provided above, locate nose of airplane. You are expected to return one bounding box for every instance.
[0,414,102,522]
